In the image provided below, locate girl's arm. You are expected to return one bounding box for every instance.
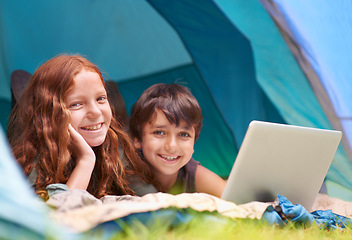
[66,124,96,190]
[195,165,226,198]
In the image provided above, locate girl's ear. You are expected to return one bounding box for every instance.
[134,137,142,149]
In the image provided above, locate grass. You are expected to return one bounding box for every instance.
[92,208,352,240]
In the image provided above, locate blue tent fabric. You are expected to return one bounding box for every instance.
[262,195,352,229]
[1,0,352,200]
[260,0,352,159]
[0,126,76,239]
[213,0,352,199]
[258,0,352,199]
[311,210,352,230]
[262,197,314,227]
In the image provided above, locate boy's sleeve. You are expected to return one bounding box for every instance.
[128,175,158,196]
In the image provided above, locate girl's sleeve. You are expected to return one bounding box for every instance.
[46,184,69,198]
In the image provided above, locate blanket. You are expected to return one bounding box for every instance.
[47,190,352,233]
[47,190,270,233]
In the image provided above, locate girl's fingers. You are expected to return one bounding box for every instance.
[68,124,95,162]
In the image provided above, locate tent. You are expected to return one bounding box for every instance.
[0,124,76,239]
[1,0,352,201]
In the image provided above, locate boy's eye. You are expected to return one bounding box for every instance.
[153,130,165,136]
[179,132,191,138]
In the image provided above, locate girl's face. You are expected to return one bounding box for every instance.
[64,69,112,147]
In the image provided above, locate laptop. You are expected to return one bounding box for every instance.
[221,120,342,211]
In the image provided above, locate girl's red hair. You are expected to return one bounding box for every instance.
[8,54,152,198]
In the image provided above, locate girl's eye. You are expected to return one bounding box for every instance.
[69,102,82,109]
[179,132,191,138]
[153,130,165,136]
[97,96,107,102]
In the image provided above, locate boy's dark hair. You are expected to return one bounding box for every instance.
[130,83,203,141]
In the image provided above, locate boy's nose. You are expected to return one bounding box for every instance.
[165,135,177,150]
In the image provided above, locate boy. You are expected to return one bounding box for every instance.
[130,83,226,198]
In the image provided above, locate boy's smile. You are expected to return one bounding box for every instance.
[134,109,195,181]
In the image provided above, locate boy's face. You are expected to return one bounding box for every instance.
[134,109,195,179]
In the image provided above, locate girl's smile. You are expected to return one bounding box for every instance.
[65,69,112,147]
[81,123,103,131]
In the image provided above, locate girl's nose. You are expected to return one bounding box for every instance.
[86,102,101,118]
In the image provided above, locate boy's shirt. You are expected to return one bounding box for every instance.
[169,158,200,194]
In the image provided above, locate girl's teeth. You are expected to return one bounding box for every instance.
[161,155,178,160]
[83,123,101,130]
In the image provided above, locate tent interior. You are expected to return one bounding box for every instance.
[1,0,352,202]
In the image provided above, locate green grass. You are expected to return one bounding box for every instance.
[100,209,352,240]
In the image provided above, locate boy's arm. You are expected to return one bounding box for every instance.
[195,165,226,198]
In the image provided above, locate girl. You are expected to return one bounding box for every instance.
[7,54,156,199]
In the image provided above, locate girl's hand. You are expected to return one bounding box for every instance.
[66,124,96,190]
[68,124,95,163]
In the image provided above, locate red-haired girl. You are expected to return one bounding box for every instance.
[7,54,156,200]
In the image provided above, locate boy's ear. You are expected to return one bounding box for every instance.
[133,137,142,149]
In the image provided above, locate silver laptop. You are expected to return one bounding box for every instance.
[221,120,342,211]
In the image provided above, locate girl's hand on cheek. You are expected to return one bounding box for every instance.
[66,124,96,190]
[68,124,96,165]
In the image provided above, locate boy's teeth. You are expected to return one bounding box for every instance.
[161,155,178,160]
[83,123,101,130]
